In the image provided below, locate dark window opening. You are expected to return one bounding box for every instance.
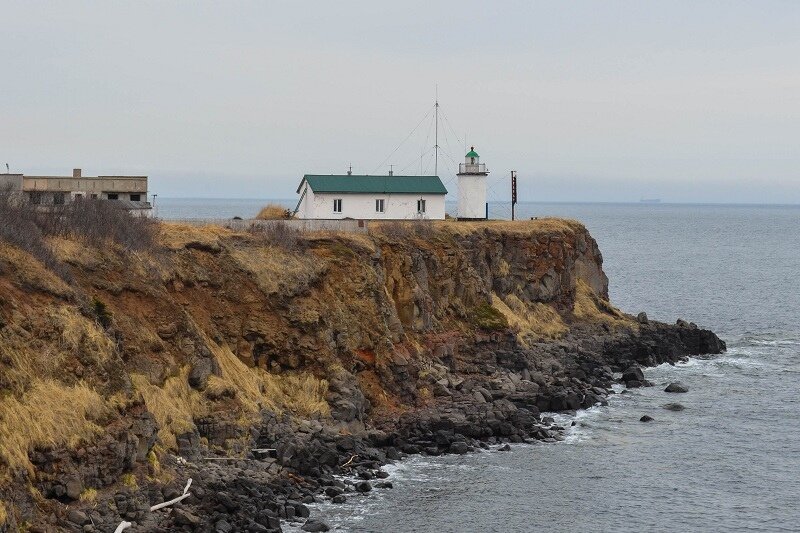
[333,198,342,213]
[376,199,385,213]
[417,199,426,214]
[130,194,141,202]
[53,193,65,205]
[29,192,42,205]
[107,193,119,200]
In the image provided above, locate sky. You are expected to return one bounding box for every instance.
[1,1,799,203]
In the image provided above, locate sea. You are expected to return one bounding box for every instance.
[159,199,800,532]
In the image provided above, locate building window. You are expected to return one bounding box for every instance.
[29,192,42,205]
[107,193,119,200]
[130,194,141,202]
[53,193,65,205]
[375,199,385,213]
[417,199,426,214]
[333,198,342,213]
[90,194,98,199]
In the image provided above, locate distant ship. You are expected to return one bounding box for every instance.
[639,198,662,204]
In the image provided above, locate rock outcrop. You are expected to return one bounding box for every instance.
[0,219,724,532]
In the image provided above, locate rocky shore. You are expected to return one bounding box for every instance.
[0,219,724,532]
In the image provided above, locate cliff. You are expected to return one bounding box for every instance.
[0,219,724,531]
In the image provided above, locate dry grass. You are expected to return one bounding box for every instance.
[47,306,115,364]
[0,242,73,298]
[255,204,290,220]
[0,381,109,474]
[131,338,329,451]
[434,217,585,237]
[228,245,323,297]
[158,222,232,250]
[0,501,6,526]
[131,369,207,450]
[492,292,568,341]
[79,488,98,502]
[572,279,627,324]
[209,340,329,418]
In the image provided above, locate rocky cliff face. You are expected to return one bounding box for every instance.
[0,219,723,532]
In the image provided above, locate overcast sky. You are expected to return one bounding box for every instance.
[2,1,799,203]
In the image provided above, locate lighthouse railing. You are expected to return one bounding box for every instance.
[459,163,488,174]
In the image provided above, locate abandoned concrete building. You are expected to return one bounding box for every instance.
[0,168,152,214]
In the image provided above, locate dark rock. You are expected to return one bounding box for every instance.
[302,519,331,532]
[355,481,372,493]
[449,442,470,455]
[324,486,343,498]
[664,382,688,393]
[375,481,393,489]
[65,477,83,501]
[640,415,654,422]
[622,365,645,383]
[637,312,649,324]
[498,444,511,451]
[663,403,685,411]
[174,508,202,527]
[67,510,89,525]
[331,494,347,504]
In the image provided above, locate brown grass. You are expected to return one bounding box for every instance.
[434,217,585,237]
[492,292,568,342]
[0,501,6,526]
[255,204,290,220]
[572,279,627,324]
[0,381,109,474]
[131,338,329,451]
[158,222,232,250]
[228,245,323,296]
[131,369,206,450]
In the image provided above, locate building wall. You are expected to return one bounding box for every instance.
[21,176,147,194]
[458,174,487,219]
[0,174,24,191]
[298,191,446,220]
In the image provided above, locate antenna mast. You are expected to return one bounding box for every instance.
[434,86,439,176]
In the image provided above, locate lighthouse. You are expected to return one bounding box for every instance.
[457,146,489,219]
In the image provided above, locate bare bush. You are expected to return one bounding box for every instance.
[43,199,158,251]
[372,219,435,240]
[0,190,158,279]
[247,221,305,252]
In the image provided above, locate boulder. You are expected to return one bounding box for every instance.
[67,510,89,525]
[332,494,347,503]
[174,509,202,527]
[449,442,470,455]
[355,481,372,493]
[637,312,649,324]
[663,402,686,411]
[302,519,331,532]
[622,366,645,383]
[664,382,688,393]
[640,415,654,422]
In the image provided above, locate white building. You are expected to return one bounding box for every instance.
[457,147,489,220]
[295,174,447,220]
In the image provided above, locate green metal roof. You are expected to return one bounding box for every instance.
[466,149,479,158]
[297,175,447,194]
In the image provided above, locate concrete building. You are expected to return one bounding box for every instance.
[0,168,151,214]
[295,174,447,220]
[457,147,489,220]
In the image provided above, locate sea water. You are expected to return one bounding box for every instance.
[160,200,800,532]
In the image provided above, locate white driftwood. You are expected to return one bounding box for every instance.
[150,478,193,512]
[114,521,132,533]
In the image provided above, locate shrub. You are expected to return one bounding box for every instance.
[255,203,291,220]
[0,189,157,279]
[247,222,305,252]
[470,303,509,331]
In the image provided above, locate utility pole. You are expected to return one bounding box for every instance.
[511,171,517,221]
[434,86,439,176]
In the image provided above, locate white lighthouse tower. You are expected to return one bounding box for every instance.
[457,146,489,219]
